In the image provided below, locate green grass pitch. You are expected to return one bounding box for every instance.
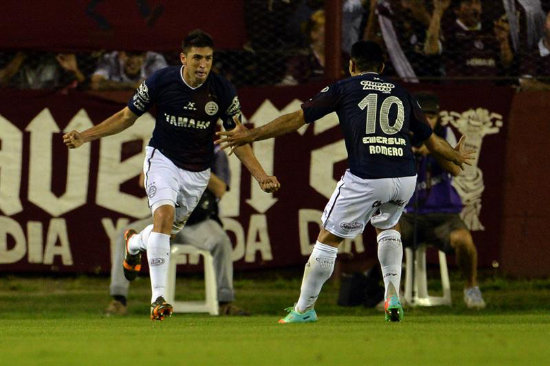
[1,272,549,366]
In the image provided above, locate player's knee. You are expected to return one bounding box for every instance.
[153,206,175,232]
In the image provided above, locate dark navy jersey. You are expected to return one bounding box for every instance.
[301,72,432,179]
[127,66,240,171]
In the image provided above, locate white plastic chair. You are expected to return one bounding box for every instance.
[165,244,219,315]
[404,245,452,306]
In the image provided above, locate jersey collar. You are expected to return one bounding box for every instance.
[180,66,204,90]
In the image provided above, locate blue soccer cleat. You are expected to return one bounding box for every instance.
[384,295,404,322]
[278,306,318,324]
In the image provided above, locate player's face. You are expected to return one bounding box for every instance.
[180,47,213,87]
[120,52,145,78]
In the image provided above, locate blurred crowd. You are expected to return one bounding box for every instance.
[1,0,550,91]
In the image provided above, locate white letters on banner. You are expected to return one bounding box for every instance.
[0,114,23,215]
[27,109,92,217]
[0,100,411,269]
[0,216,72,265]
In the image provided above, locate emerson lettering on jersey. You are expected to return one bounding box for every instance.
[363,136,405,156]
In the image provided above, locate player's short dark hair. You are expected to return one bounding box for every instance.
[414,92,440,114]
[350,41,385,72]
[182,29,214,53]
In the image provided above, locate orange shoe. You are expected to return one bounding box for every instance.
[150,296,173,321]
[122,229,141,281]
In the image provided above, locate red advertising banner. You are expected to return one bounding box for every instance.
[0,1,246,51]
[0,83,513,274]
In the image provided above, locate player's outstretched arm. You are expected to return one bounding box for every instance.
[424,134,475,170]
[215,109,306,153]
[63,107,138,149]
[233,143,281,193]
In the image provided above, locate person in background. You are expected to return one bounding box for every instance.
[398,91,486,309]
[519,10,550,90]
[90,50,167,91]
[0,51,87,90]
[442,0,514,79]
[279,9,328,85]
[364,0,449,80]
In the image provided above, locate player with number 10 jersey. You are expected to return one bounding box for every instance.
[301,71,431,179]
[216,40,473,323]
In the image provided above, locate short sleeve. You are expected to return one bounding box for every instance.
[219,79,242,131]
[408,94,433,145]
[301,84,342,123]
[127,76,157,116]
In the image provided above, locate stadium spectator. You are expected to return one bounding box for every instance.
[342,0,369,55]
[0,51,88,90]
[364,0,448,80]
[90,50,167,91]
[279,9,348,85]
[63,29,279,320]
[105,146,250,316]
[502,0,548,54]
[399,91,486,309]
[518,9,550,90]
[442,0,514,79]
[279,9,328,85]
[216,41,473,323]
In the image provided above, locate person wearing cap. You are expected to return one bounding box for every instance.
[398,91,486,309]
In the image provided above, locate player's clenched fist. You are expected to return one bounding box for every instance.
[63,130,84,149]
[259,176,281,193]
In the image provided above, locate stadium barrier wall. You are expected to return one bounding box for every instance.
[0,84,547,277]
[0,1,246,51]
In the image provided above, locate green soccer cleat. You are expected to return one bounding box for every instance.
[122,229,141,281]
[384,295,404,322]
[150,296,173,321]
[278,306,318,324]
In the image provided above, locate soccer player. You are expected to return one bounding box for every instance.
[216,40,473,323]
[105,146,250,316]
[63,30,280,320]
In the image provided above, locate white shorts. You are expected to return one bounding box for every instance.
[143,146,210,234]
[321,170,417,238]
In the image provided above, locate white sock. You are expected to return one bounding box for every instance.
[295,241,338,313]
[128,224,153,254]
[377,229,403,299]
[147,232,171,303]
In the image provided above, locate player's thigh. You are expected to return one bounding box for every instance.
[173,168,210,230]
[143,147,179,210]
[370,176,416,230]
[321,172,404,238]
